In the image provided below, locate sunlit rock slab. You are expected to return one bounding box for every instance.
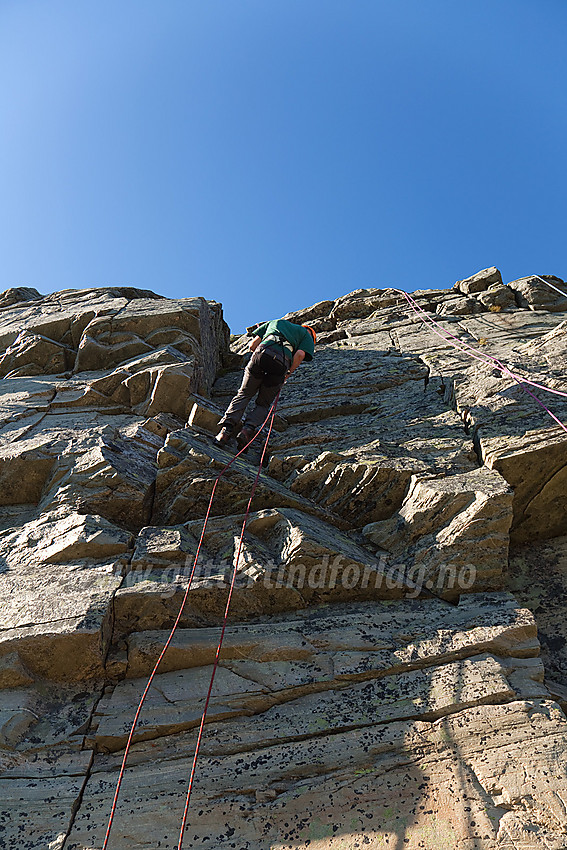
[123,592,538,679]
[67,701,567,850]
[93,652,543,753]
[0,750,93,850]
[267,379,478,526]
[212,347,428,425]
[95,592,540,751]
[364,467,514,598]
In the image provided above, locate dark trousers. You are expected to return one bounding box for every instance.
[220,346,290,430]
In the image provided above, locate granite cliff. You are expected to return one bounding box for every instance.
[1,269,566,849]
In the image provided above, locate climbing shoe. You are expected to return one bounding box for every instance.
[236,425,256,450]
[214,425,233,446]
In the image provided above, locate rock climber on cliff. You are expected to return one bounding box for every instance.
[215,319,316,449]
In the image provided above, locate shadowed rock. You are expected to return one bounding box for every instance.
[2,278,567,849]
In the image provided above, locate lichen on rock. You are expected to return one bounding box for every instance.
[1,275,567,849]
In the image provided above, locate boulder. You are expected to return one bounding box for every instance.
[3,279,567,848]
[436,294,484,316]
[363,468,514,598]
[0,331,75,378]
[478,283,517,311]
[456,266,503,294]
[511,275,567,312]
[0,286,42,307]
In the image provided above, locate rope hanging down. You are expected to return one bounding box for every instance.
[390,287,567,436]
[533,273,567,301]
[176,394,279,849]
[102,279,566,848]
[393,287,567,398]
[101,392,281,850]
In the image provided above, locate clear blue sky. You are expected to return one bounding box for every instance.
[1,1,566,332]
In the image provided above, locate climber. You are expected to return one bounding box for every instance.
[215,319,316,449]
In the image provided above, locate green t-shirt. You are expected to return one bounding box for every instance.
[255,319,315,362]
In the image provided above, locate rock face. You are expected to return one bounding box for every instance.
[363,467,514,600]
[1,272,567,849]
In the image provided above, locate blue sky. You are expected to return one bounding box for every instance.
[1,1,566,332]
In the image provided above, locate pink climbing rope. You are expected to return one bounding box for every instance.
[389,288,567,436]
[102,277,566,846]
[390,287,567,397]
[533,274,567,300]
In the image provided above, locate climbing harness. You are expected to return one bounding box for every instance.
[101,392,281,850]
[262,331,294,358]
[251,342,290,381]
[101,279,566,847]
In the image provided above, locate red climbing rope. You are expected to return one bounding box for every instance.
[101,394,281,850]
[176,393,280,849]
[168,280,566,847]
[102,281,566,847]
